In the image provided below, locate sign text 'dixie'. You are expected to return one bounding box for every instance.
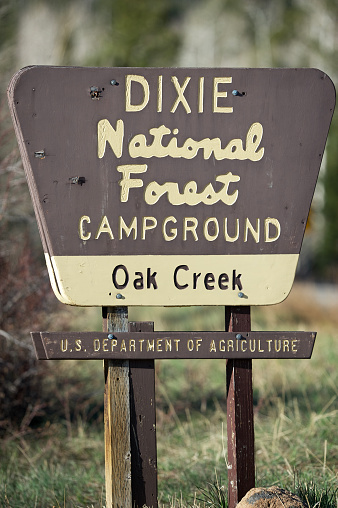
[9,67,335,306]
[32,331,316,360]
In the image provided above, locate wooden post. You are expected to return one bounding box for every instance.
[129,321,158,508]
[225,306,255,508]
[103,306,131,508]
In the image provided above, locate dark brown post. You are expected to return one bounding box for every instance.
[225,306,255,508]
[103,306,131,508]
[129,321,158,508]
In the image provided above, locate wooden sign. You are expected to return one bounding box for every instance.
[8,67,335,306]
[32,330,316,360]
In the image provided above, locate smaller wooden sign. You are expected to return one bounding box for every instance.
[32,330,316,360]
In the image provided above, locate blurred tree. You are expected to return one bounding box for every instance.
[223,0,307,66]
[91,0,182,67]
[0,1,16,49]
[315,112,338,280]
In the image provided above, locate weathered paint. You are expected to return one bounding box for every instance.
[226,307,255,506]
[129,321,158,508]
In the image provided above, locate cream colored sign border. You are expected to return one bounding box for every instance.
[45,254,298,307]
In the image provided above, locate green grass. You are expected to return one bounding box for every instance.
[156,380,337,504]
[0,424,105,507]
[195,476,338,508]
[1,283,337,507]
[294,475,338,508]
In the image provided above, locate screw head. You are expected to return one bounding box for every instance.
[232,89,240,96]
[238,292,244,298]
[236,334,242,340]
[108,334,114,340]
[116,293,123,299]
[34,150,45,159]
[110,79,117,85]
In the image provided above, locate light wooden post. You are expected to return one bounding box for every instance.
[225,306,255,508]
[103,306,131,508]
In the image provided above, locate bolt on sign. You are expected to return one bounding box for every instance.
[8,67,335,307]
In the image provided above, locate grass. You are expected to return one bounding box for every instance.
[1,282,337,507]
[156,383,337,504]
[0,421,105,507]
[294,476,338,508]
[195,475,338,508]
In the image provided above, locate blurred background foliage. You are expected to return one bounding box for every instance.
[91,0,182,67]
[0,0,337,431]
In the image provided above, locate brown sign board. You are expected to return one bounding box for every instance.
[31,331,316,360]
[8,67,335,307]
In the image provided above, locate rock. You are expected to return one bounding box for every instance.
[237,486,307,508]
